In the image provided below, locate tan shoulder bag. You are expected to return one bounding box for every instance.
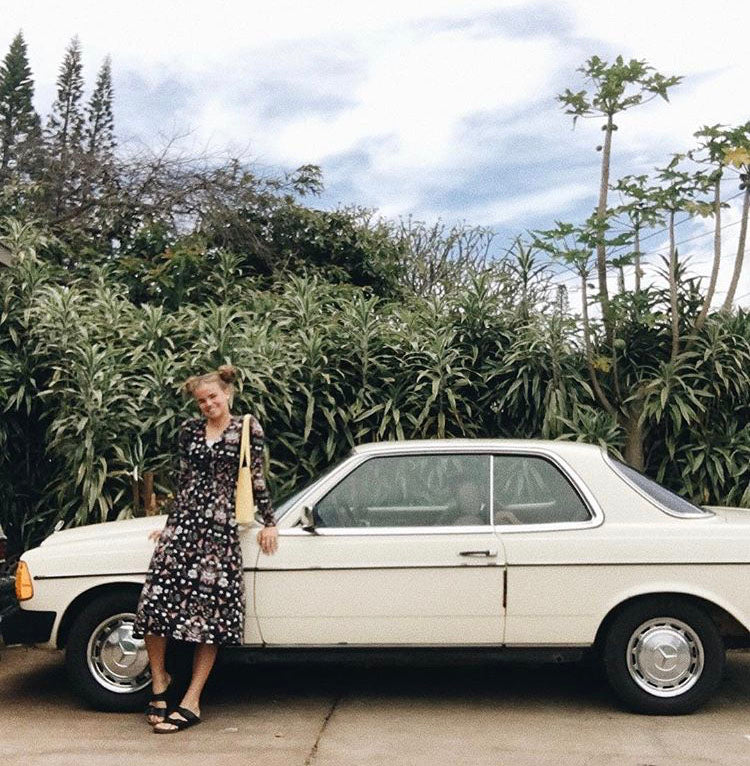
[235,414,256,525]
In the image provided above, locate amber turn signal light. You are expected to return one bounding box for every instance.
[15,561,33,601]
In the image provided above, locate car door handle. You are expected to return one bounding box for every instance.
[459,549,498,558]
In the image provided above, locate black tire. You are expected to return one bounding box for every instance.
[65,590,151,712]
[603,597,725,714]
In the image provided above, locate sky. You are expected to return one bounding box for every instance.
[3,0,750,305]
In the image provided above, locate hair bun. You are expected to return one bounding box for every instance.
[217,364,237,384]
[181,374,200,396]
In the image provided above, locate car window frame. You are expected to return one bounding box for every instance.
[269,453,356,525]
[272,452,358,526]
[310,451,494,534]
[490,450,603,534]
[279,445,603,536]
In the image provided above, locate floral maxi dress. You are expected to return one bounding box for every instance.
[133,414,275,645]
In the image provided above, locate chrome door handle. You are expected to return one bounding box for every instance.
[459,549,498,558]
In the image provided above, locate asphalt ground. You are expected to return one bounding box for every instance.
[2,645,750,765]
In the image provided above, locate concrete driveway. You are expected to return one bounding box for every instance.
[2,645,750,765]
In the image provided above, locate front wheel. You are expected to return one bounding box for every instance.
[603,597,725,714]
[65,591,152,711]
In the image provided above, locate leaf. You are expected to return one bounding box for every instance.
[724,147,750,168]
[592,356,613,373]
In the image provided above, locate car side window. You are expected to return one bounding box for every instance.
[314,454,491,528]
[493,455,590,525]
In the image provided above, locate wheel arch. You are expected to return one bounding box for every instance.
[593,591,750,650]
[56,582,142,649]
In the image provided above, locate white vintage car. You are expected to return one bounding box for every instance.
[4,439,750,715]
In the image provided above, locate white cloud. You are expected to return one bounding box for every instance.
[271,28,565,172]
[568,0,746,77]
[5,0,525,76]
[449,181,593,226]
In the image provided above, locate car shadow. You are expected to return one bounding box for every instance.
[206,656,613,711]
[206,649,750,716]
[0,646,79,707]
[4,646,749,716]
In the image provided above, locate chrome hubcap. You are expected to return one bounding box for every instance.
[627,617,704,697]
[86,613,151,694]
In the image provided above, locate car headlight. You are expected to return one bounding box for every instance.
[15,561,33,601]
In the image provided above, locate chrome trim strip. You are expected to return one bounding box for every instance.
[252,563,501,572]
[351,440,590,455]
[602,451,714,520]
[280,526,496,537]
[223,642,592,649]
[489,454,495,526]
[33,573,146,580]
[251,561,750,572]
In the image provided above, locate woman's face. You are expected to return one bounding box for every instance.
[193,381,231,420]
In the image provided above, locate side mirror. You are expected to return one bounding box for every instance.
[301,505,318,535]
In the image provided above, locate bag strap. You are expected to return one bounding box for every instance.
[238,414,252,469]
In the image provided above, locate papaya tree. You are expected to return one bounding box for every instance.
[720,121,750,311]
[653,155,711,360]
[611,174,665,295]
[559,55,681,338]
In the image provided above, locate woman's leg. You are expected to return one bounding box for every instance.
[154,642,218,731]
[144,634,171,724]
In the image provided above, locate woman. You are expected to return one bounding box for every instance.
[132,364,278,733]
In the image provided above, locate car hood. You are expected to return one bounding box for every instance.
[27,514,261,578]
[20,515,168,579]
[40,515,164,547]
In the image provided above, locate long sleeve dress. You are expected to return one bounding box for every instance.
[132,414,274,645]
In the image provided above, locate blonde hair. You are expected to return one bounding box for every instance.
[182,364,237,406]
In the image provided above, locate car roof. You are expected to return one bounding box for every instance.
[351,438,606,459]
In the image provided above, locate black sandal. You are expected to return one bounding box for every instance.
[153,706,202,734]
[145,682,172,725]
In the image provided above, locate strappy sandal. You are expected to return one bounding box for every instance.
[153,706,202,734]
[145,681,172,726]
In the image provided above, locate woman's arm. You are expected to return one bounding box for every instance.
[249,415,275,527]
[174,418,196,504]
[249,415,278,555]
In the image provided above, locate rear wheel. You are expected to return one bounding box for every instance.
[603,597,725,714]
[65,591,151,712]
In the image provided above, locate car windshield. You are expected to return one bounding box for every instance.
[266,453,353,523]
[610,459,714,518]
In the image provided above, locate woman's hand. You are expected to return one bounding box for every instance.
[148,529,161,543]
[257,525,278,555]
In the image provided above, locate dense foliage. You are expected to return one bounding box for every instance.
[1,243,749,558]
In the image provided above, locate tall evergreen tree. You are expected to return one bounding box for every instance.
[46,36,85,216]
[80,55,117,250]
[47,36,84,159]
[0,31,40,177]
[86,56,115,159]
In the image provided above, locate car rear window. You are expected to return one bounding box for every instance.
[494,454,591,524]
[610,459,714,518]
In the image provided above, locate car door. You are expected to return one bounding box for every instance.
[492,450,603,646]
[253,451,506,646]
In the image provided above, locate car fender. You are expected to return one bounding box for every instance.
[597,573,750,639]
